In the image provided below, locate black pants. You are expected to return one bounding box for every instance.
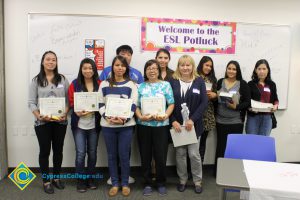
[35,122,67,183]
[214,123,243,174]
[137,125,169,186]
[199,130,209,163]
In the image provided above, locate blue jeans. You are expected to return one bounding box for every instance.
[102,126,133,187]
[246,114,272,136]
[73,128,99,175]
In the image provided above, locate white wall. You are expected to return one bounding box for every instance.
[4,0,300,167]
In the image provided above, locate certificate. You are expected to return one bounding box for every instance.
[251,99,273,112]
[170,126,198,147]
[205,82,213,91]
[141,97,165,115]
[219,91,233,103]
[105,97,133,118]
[39,97,65,117]
[74,92,99,112]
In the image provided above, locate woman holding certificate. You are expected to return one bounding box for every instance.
[68,58,101,192]
[169,55,208,194]
[214,60,250,174]
[135,59,174,196]
[28,51,69,194]
[196,56,218,163]
[153,48,174,179]
[246,59,279,136]
[98,55,138,197]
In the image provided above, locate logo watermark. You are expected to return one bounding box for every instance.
[42,173,104,181]
[8,162,36,190]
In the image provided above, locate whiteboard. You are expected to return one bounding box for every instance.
[28,14,290,109]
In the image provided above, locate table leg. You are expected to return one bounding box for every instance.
[219,188,226,200]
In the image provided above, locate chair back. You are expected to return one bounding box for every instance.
[224,134,276,162]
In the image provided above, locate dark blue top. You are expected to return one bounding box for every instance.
[169,77,208,138]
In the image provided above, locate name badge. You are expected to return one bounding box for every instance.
[57,84,64,88]
[193,88,200,94]
[229,90,237,94]
[264,87,271,92]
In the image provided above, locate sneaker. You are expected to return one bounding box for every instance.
[108,186,119,197]
[122,186,130,197]
[77,179,87,193]
[128,176,135,184]
[87,178,97,190]
[158,186,167,196]
[143,186,152,196]
[177,183,186,192]
[107,177,112,185]
[194,184,203,194]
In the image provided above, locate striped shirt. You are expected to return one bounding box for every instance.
[98,80,138,128]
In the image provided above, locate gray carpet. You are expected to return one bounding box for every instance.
[0,168,240,200]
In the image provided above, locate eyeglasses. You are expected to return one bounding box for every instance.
[146,67,158,71]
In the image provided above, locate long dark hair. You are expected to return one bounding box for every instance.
[77,58,99,92]
[143,59,162,81]
[108,55,130,86]
[197,56,217,83]
[34,51,64,87]
[224,60,243,81]
[251,59,272,83]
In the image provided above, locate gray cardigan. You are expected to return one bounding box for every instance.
[28,75,69,126]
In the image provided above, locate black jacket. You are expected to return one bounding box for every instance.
[247,79,278,116]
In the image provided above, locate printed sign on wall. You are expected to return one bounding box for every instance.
[85,39,105,70]
[141,17,236,54]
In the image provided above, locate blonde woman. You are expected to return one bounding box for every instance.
[169,55,208,194]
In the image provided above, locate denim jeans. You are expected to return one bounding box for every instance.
[246,114,272,136]
[73,128,99,175]
[102,126,133,187]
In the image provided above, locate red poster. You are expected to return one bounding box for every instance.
[85,39,105,70]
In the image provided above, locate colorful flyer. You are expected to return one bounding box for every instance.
[141,17,236,54]
[85,39,105,70]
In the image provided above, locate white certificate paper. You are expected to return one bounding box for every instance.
[74,92,99,112]
[170,126,198,147]
[105,97,133,118]
[205,82,213,91]
[141,97,165,115]
[251,99,273,112]
[39,97,65,117]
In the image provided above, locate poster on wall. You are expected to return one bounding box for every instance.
[85,39,105,70]
[141,17,236,54]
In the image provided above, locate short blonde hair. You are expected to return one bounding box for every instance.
[173,55,199,80]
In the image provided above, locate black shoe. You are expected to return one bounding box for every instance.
[177,184,186,192]
[77,179,87,193]
[43,182,54,194]
[194,184,203,194]
[52,179,65,190]
[87,178,97,190]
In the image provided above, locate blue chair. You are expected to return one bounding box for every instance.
[223,134,276,195]
[224,134,276,162]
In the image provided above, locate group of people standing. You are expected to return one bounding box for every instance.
[28,44,278,197]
